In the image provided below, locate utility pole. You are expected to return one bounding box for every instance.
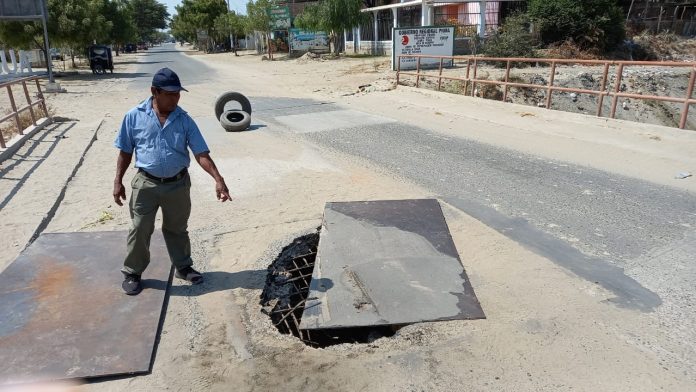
[41,0,53,84]
[42,0,64,92]
[226,0,236,54]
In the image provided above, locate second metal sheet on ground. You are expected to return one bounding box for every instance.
[300,199,484,330]
[0,231,171,384]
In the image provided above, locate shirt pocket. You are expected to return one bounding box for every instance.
[132,125,157,150]
[169,127,188,154]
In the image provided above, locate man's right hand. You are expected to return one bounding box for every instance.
[113,182,126,206]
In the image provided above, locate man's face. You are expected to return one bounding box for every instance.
[151,87,180,113]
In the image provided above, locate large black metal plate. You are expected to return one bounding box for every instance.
[300,199,485,330]
[0,231,171,384]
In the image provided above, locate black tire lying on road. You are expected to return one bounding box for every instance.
[214,91,252,119]
[219,109,251,132]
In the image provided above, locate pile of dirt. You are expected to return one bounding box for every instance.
[505,67,694,129]
[541,40,602,60]
[296,52,321,63]
[354,78,397,95]
[633,32,696,62]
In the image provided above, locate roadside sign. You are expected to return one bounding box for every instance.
[268,5,291,30]
[392,26,454,71]
[0,0,55,85]
[289,29,329,53]
[0,0,43,20]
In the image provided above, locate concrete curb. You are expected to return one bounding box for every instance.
[0,117,54,164]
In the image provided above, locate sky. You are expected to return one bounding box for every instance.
[161,0,248,17]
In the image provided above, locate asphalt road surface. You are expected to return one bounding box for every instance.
[135,43,696,335]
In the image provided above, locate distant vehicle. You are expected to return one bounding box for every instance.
[124,43,137,53]
[137,42,148,51]
[50,48,64,61]
[88,45,113,74]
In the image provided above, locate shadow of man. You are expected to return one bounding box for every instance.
[141,269,266,297]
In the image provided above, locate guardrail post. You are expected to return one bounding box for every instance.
[416,57,421,88]
[22,80,37,126]
[471,59,478,97]
[597,63,610,117]
[6,85,22,137]
[503,60,511,102]
[396,56,401,85]
[438,57,444,91]
[610,63,625,119]
[465,58,471,95]
[679,67,696,129]
[35,79,48,118]
[546,61,556,109]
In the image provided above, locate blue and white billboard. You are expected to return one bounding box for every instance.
[289,29,330,53]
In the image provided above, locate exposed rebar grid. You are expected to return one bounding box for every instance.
[260,230,398,348]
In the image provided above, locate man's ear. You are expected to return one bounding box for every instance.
[150,87,157,96]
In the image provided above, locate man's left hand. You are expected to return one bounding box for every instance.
[216,179,232,202]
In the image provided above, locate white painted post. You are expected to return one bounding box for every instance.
[478,0,487,37]
[19,50,32,73]
[391,8,398,70]
[355,27,361,53]
[373,11,379,54]
[8,49,18,74]
[0,51,9,74]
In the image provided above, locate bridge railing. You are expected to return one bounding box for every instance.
[396,55,696,130]
[0,75,49,148]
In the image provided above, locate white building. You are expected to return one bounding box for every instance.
[346,0,525,55]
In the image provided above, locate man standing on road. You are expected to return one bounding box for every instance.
[113,67,231,295]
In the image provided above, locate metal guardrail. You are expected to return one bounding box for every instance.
[396,55,696,129]
[0,75,49,148]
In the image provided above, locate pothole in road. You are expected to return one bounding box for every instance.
[260,230,398,348]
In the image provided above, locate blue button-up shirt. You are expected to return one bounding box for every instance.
[114,97,209,178]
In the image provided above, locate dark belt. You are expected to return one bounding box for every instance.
[139,168,187,183]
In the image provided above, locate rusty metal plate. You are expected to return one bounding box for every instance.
[0,231,171,384]
[300,199,485,330]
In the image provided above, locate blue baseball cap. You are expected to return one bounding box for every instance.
[152,67,188,92]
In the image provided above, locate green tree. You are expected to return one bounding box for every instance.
[106,0,137,54]
[245,0,272,56]
[0,20,43,50]
[51,0,114,65]
[528,0,625,53]
[129,0,169,42]
[483,13,538,59]
[0,0,119,66]
[294,0,368,55]
[213,12,248,45]
[170,0,227,51]
[170,13,195,44]
[245,0,271,33]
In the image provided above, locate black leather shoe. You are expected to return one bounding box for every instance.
[175,266,203,285]
[122,274,142,295]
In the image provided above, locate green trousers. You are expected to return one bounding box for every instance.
[122,171,193,276]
